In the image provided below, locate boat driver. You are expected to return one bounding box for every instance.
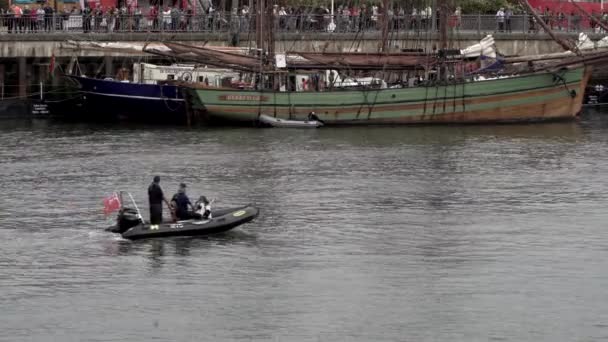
[148,176,172,225]
[171,183,196,220]
[307,111,324,124]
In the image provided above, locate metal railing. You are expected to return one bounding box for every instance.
[0,13,603,35]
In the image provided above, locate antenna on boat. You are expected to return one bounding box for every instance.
[125,192,145,225]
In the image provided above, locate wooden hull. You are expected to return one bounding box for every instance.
[186,65,592,125]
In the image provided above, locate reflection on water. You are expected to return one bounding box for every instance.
[2,111,608,341]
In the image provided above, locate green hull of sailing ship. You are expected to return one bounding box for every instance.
[186,65,591,125]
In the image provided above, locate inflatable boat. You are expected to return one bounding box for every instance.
[105,192,259,240]
[259,114,324,128]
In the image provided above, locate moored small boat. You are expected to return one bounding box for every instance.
[258,114,324,128]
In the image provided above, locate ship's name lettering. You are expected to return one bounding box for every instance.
[220,95,267,101]
[159,69,191,74]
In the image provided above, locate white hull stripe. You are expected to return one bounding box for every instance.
[83,91,185,102]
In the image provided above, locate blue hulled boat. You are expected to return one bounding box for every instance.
[63,75,188,123]
[49,63,240,123]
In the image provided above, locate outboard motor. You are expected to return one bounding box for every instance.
[112,207,142,234]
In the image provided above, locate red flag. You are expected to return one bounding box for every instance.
[103,193,121,215]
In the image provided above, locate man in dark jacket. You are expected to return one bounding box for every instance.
[82,6,91,32]
[170,183,195,220]
[148,176,170,224]
[43,4,53,32]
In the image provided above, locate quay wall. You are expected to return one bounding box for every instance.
[0,32,581,58]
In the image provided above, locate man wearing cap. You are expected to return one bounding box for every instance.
[171,183,195,220]
[148,176,171,224]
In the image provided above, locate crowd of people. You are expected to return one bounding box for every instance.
[1,4,56,33]
[0,2,603,34]
[0,3,466,34]
[495,6,608,34]
[0,3,211,33]
[535,7,607,33]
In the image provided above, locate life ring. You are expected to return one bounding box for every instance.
[180,72,193,82]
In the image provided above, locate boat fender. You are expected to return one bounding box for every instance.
[570,90,577,98]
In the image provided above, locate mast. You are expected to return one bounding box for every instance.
[266,0,277,90]
[380,0,390,52]
[437,0,449,81]
[265,0,275,62]
[256,0,265,88]
[259,0,265,55]
[439,0,448,51]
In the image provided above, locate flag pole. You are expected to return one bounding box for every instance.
[328,0,336,32]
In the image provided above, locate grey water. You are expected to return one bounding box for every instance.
[2,111,608,342]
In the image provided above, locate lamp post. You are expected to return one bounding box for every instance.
[328,0,336,32]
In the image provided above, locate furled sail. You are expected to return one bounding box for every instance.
[460,35,496,59]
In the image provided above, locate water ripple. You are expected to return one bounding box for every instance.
[2,114,608,341]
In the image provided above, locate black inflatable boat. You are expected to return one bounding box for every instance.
[106,205,259,240]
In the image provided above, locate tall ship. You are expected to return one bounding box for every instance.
[145,0,606,126]
[183,65,591,125]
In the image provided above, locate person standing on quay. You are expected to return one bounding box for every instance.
[496,7,505,32]
[43,3,53,32]
[148,176,171,224]
[505,7,513,33]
